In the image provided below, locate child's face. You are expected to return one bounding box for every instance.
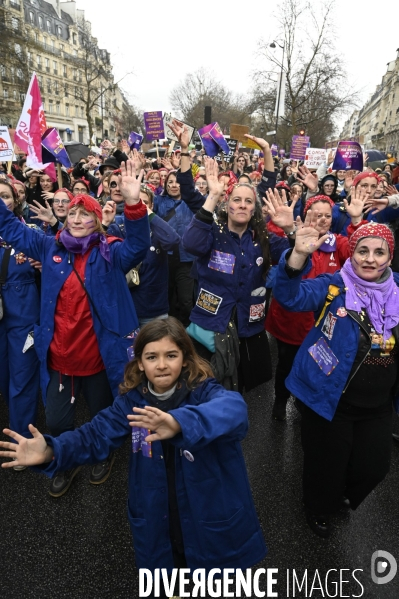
[138,337,186,394]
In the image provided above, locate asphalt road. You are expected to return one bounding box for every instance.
[1,336,399,598]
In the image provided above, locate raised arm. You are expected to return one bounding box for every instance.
[0,199,51,260]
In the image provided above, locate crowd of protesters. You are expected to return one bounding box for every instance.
[1,120,399,596]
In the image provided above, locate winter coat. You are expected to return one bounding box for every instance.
[39,378,267,572]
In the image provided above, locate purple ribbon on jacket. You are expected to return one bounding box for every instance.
[59,229,111,262]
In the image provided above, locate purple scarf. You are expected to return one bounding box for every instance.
[340,259,399,341]
[59,229,111,262]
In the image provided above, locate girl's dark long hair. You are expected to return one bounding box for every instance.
[119,317,214,394]
[218,185,271,279]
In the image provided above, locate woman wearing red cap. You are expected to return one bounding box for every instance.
[274,219,399,538]
[0,160,150,496]
[263,188,368,420]
[29,188,74,235]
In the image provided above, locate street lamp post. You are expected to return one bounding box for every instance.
[270,40,285,146]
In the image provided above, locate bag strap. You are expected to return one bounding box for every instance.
[163,207,176,223]
[314,284,341,327]
[0,247,12,286]
[70,255,104,327]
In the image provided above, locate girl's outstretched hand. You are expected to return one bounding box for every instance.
[0,424,53,468]
[128,406,181,442]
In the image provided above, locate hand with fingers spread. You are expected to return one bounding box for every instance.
[344,186,366,225]
[344,171,355,191]
[120,139,130,155]
[204,157,224,196]
[118,160,144,204]
[297,166,318,191]
[170,154,181,169]
[102,200,117,226]
[161,157,173,171]
[263,188,299,234]
[29,199,57,225]
[0,424,53,468]
[130,148,145,173]
[288,210,329,269]
[327,149,336,165]
[127,406,181,442]
[167,120,190,150]
[41,191,55,202]
[385,184,398,197]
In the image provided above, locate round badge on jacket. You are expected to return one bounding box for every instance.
[53,256,62,263]
[183,450,194,462]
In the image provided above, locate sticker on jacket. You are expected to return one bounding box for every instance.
[207,250,236,274]
[249,301,266,322]
[308,337,338,376]
[196,288,223,314]
[132,427,152,457]
[321,311,337,341]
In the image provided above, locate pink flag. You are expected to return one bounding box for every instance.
[15,73,56,180]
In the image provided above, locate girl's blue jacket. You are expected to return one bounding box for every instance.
[0,199,150,398]
[273,250,399,420]
[39,378,267,572]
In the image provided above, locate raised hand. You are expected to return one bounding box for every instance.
[120,139,130,155]
[204,156,224,197]
[364,197,389,215]
[102,200,117,226]
[386,184,398,197]
[344,185,366,224]
[167,120,190,149]
[244,134,269,151]
[130,148,145,173]
[118,160,144,204]
[41,191,55,201]
[0,424,52,468]
[29,199,56,224]
[128,406,181,442]
[263,188,299,233]
[327,149,336,165]
[297,166,319,191]
[170,153,181,169]
[294,209,329,256]
[161,157,173,171]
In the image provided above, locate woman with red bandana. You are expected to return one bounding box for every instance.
[273,221,399,537]
[263,187,368,420]
[0,160,150,496]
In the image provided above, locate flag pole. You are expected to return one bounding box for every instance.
[56,163,63,188]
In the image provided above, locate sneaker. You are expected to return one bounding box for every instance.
[272,397,288,421]
[305,508,330,538]
[49,466,82,498]
[12,458,27,471]
[89,453,116,485]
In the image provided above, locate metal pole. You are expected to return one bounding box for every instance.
[101,84,104,139]
[275,43,285,146]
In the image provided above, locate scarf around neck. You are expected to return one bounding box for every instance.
[340,258,399,341]
[59,229,110,262]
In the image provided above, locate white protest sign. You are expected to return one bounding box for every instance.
[163,113,195,144]
[304,148,327,169]
[0,126,14,159]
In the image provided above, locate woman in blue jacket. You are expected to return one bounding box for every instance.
[106,184,180,326]
[0,317,267,599]
[273,215,399,538]
[0,179,40,468]
[0,161,150,496]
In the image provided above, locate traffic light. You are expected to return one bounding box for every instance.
[299,128,306,136]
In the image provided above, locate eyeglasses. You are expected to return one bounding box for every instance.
[53,199,71,205]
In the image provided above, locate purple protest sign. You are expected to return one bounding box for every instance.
[271,144,278,157]
[209,122,230,155]
[290,135,310,161]
[308,337,338,376]
[198,123,219,157]
[128,131,143,150]
[332,141,363,171]
[41,128,72,167]
[132,427,152,457]
[143,111,165,141]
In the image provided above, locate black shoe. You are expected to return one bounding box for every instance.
[272,398,287,421]
[393,433,399,443]
[89,453,116,485]
[305,509,330,538]
[49,466,82,498]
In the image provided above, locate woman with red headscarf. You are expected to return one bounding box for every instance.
[0,160,150,496]
[263,187,368,420]
[29,188,74,235]
[274,220,399,538]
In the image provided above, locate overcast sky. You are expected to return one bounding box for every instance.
[78,0,398,131]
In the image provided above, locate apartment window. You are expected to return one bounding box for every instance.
[13,90,17,100]
[49,100,53,113]
[10,67,15,81]
[54,81,59,95]
[27,51,32,63]
[38,76,43,87]
[47,79,51,93]
[56,101,60,115]
[42,99,45,110]
[37,55,41,66]
[3,89,8,99]
[64,84,69,97]
[65,103,69,116]
[16,68,23,79]
[72,33,77,45]
[63,64,67,76]
[20,93,26,102]
[34,32,39,43]
[57,26,62,36]
[80,106,84,118]
[0,65,5,77]
[75,86,79,98]
[29,11,34,24]
[11,18,19,31]
[45,58,50,72]
[75,105,78,116]
[46,20,51,34]
[53,60,57,74]
[38,16,43,29]
[60,44,64,52]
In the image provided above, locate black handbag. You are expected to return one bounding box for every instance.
[0,247,12,321]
